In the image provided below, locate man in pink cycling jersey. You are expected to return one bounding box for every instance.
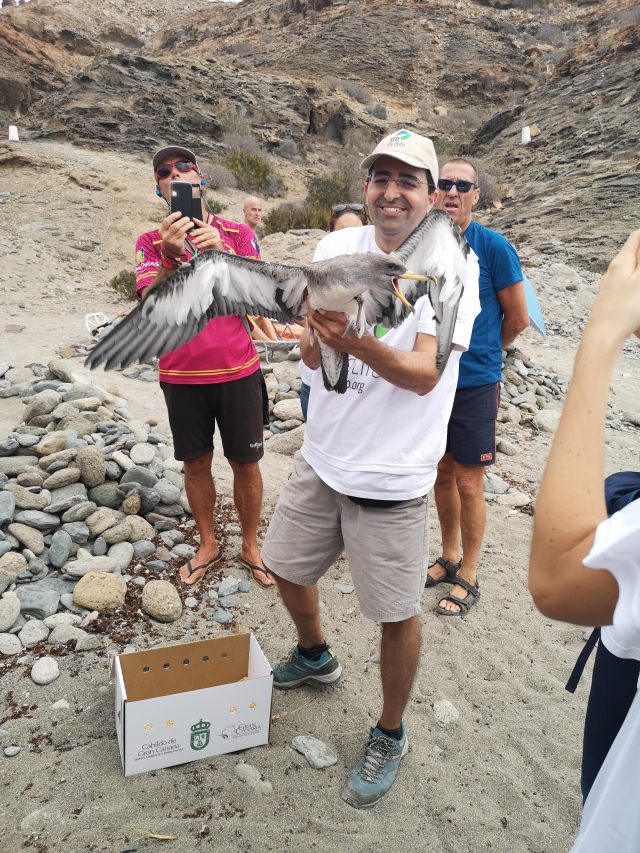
[134,144,273,588]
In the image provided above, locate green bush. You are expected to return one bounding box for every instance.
[262,162,365,235]
[203,194,226,215]
[262,202,328,235]
[109,269,137,302]
[306,162,363,209]
[222,150,283,197]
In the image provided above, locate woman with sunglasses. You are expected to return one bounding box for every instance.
[329,203,368,233]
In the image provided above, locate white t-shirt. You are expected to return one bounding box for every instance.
[300,224,480,500]
[572,499,640,852]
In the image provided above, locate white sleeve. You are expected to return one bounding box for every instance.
[583,500,640,654]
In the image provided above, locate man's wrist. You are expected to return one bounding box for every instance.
[161,246,186,270]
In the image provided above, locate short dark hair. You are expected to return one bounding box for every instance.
[440,157,478,183]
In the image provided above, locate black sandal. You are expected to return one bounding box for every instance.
[436,576,480,617]
[425,557,461,588]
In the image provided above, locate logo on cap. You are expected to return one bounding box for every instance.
[389,130,412,145]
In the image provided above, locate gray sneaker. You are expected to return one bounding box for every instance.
[342,725,409,809]
[272,645,342,689]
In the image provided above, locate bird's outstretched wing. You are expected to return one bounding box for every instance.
[86,251,309,370]
[364,209,475,373]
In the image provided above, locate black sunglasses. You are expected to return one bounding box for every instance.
[155,160,196,180]
[437,178,477,194]
[332,203,365,213]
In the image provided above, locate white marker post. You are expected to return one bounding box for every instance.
[521,126,531,145]
[8,126,19,142]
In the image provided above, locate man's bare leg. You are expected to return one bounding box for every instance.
[227,458,274,586]
[429,453,462,583]
[378,616,421,729]
[272,574,324,646]
[438,462,486,613]
[180,451,220,583]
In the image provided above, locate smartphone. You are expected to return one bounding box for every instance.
[170,181,203,224]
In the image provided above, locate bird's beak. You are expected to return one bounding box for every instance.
[392,276,423,314]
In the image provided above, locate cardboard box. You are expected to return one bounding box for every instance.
[114,633,273,776]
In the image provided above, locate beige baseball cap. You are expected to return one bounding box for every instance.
[360,129,438,185]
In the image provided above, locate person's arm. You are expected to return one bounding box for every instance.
[529,230,640,626]
[306,308,438,395]
[300,320,321,370]
[497,280,529,347]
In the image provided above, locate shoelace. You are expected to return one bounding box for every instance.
[358,735,397,783]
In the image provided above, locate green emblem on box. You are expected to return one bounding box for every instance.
[190,719,211,751]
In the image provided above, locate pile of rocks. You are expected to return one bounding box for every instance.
[497,345,566,433]
[0,358,204,660]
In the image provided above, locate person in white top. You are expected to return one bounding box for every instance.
[529,229,640,852]
[261,129,480,809]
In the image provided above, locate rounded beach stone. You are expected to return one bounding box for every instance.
[0,632,23,655]
[130,443,155,465]
[8,523,44,554]
[4,483,50,511]
[62,501,98,523]
[31,656,60,685]
[34,431,68,457]
[42,468,81,490]
[23,390,60,423]
[48,529,73,568]
[291,735,338,769]
[73,571,126,611]
[121,466,158,488]
[0,491,16,525]
[0,592,21,632]
[88,485,125,510]
[0,551,27,577]
[124,515,154,542]
[121,492,142,515]
[142,580,182,623]
[107,541,134,572]
[272,399,304,422]
[18,619,49,649]
[85,506,122,536]
[63,555,118,577]
[12,510,59,531]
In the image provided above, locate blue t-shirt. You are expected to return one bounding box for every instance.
[458,220,523,388]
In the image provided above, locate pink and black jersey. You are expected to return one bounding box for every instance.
[134,215,261,385]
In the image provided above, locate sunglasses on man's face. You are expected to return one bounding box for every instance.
[155,160,196,180]
[332,203,365,213]
[437,178,477,194]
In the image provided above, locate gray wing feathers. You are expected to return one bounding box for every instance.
[392,209,475,374]
[86,250,309,371]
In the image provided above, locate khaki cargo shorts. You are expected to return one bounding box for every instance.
[261,453,429,623]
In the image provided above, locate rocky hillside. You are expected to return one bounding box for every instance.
[1,0,639,271]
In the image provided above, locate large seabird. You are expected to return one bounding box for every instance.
[86,209,474,393]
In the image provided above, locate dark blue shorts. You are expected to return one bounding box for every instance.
[445,382,500,466]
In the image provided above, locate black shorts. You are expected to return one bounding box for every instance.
[161,371,265,463]
[445,382,500,466]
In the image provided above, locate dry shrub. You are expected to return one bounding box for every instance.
[222,150,283,197]
[200,161,238,190]
[263,202,327,235]
[109,269,137,302]
[341,80,373,105]
[222,132,262,155]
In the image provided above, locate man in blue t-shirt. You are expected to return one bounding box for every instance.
[426,158,529,616]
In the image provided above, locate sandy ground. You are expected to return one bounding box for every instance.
[1,140,640,853]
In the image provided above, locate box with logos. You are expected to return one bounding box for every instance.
[113,633,273,776]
